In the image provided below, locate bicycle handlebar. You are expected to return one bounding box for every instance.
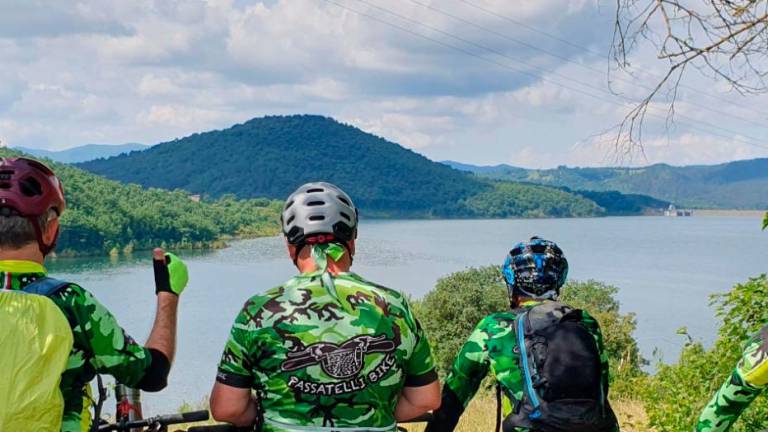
[98,410,210,431]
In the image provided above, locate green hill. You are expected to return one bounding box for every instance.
[443,159,768,209]
[78,115,605,218]
[0,148,282,256]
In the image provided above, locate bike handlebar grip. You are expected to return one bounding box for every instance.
[158,410,210,424]
[400,412,435,423]
[181,410,211,422]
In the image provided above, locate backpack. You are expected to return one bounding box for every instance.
[502,302,618,432]
[0,278,73,432]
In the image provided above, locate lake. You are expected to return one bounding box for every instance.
[47,216,768,415]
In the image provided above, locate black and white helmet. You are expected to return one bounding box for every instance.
[281,182,358,248]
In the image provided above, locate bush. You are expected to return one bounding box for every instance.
[412,266,644,391]
[640,275,768,431]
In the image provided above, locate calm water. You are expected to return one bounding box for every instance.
[47,216,768,414]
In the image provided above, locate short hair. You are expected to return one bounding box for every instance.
[0,209,57,250]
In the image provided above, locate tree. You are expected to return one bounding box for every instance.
[413,266,644,392]
[612,1,768,153]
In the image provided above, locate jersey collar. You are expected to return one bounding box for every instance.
[0,260,47,275]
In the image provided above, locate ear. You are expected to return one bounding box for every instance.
[347,239,356,257]
[285,237,297,261]
[42,215,60,246]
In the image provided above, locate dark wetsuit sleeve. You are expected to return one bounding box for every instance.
[426,317,492,432]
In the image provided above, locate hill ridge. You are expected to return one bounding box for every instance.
[442,158,768,209]
[78,115,611,218]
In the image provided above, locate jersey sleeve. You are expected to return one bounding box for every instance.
[401,298,438,386]
[427,316,494,432]
[696,327,768,432]
[580,310,611,397]
[216,299,258,389]
[55,285,152,387]
[444,316,493,407]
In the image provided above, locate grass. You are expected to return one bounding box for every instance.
[399,397,651,432]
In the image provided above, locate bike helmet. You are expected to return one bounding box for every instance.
[0,157,66,255]
[281,182,358,251]
[502,236,568,300]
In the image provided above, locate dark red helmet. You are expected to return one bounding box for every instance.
[0,157,66,254]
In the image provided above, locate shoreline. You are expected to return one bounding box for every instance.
[691,209,766,217]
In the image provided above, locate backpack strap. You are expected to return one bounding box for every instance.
[21,277,71,297]
[514,311,542,418]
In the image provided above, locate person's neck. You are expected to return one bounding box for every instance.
[0,244,44,265]
[512,296,546,308]
[296,255,352,275]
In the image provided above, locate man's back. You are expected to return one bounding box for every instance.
[217,271,436,431]
[431,301,615,432]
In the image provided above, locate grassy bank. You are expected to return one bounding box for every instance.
[398,397,649,432]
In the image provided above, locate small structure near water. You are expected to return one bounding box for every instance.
[664,204,692,217]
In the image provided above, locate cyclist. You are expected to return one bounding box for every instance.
[695,326,768,431]
[426,237,618,432]
[210,182,440,431]
[0,157,188,431]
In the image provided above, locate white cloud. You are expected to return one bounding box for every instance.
[0,0,766,167]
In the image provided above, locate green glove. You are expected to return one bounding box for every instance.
[153,252,189,296]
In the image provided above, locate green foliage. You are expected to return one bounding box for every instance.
[569,189,670,215]
[640,275,768,431]
[763,212,767,230]
[0,148,281,256]
[464,182,603,218]
[413,266,644,389]
[412,266,508,373]
[451,158,768,209]
[79,115,604,219]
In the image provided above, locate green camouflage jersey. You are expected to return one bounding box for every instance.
[696,325,768,432]
[0,260,152,432]
[216,270,437,432]
[439,301,611,432]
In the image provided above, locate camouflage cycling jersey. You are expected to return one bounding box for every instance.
[696,325,768,432]
[0,261,152,432]
[438,301,611,432]
[216,270,437,432]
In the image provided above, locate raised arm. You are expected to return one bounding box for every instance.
[61,248,188,392]
[696,327,768,432]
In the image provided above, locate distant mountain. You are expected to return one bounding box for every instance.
[14,143,149,163]
[443,159,768,209]
[78,115,606,218]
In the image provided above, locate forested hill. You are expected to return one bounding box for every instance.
[0,148,282,256]
[78,115,606,218]
[443,159,768,209]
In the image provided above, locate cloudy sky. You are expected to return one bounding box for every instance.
[1,0,767,168]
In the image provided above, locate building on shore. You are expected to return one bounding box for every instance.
[664,204,692,217]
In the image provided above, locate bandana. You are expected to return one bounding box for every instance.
[311,242,347,301]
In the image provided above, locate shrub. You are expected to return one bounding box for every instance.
[641,275,768,431]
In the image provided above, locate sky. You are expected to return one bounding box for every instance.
[1,0,768,168]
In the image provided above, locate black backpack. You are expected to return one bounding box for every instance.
[502,302,618,432]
